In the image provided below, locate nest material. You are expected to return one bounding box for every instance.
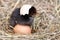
[0,0,60,40]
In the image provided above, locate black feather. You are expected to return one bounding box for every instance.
[9,8,34,27]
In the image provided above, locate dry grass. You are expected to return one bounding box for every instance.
[0,0,60,40]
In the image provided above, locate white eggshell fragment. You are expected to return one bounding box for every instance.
[20,4,32,15]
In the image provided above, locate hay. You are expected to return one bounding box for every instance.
[0,0,60,40]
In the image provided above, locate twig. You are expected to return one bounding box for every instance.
[0,0,4,4]
[11,0,20,12]
[55,4,60,10]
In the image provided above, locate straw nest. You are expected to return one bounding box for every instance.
[0,0,60,40]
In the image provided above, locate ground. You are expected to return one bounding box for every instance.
[0,0,60,40]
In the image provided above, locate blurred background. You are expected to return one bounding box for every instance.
[0,0,60,40]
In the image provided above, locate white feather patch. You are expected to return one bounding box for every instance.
[20,5,32,15]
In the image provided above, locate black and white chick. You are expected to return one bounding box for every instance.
[9,4,36,27]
